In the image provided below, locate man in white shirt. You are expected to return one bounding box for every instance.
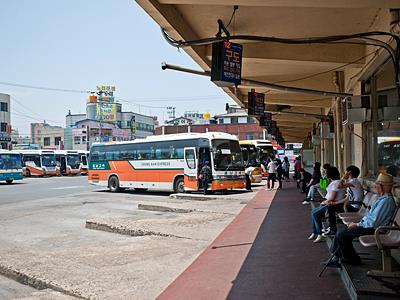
[267,157,277,190]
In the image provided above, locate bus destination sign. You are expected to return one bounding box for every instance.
[211,41,242,87]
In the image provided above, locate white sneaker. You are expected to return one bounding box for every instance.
[322,227,330,234]
[313,235,325,243]
[308,233,317,240]
[302,201,310,205]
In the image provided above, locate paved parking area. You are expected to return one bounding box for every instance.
[0,177,263,299]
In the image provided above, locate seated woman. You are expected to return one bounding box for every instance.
[323,165,364,236]
[308,166,346,243]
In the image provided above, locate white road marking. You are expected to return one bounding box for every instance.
[51,186,86,190]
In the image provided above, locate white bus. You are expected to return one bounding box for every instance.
[55,150,82,175]
[0,150,23,184]
[88,132,246,193]
[18,150,58,177]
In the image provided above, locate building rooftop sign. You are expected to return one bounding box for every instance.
[211,41,242,87]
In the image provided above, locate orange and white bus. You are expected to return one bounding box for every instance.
[88,132,246,193]
[55,150,82,175]
[19,150,58,177]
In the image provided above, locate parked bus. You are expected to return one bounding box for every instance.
[19,150,58,177]
[378,138,400,177]
[0,151,23,184]
[55,150,81,175]
[88,132,246,193]
[239,141,263,183]
[240,140,277,177]
[77,150,89,175]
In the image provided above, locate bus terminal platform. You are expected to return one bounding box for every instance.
[157,182,400,300]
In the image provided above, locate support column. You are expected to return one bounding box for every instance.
[342,123,351,168]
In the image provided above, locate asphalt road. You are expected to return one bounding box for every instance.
[0,175,101,205]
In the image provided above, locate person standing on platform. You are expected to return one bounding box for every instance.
[282,156,290,181]
[267,156,277,190]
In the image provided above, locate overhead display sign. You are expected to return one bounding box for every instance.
[248,91,265,116]
[259,112,272,126]
[211,41,242,87]
[96,103,117,122]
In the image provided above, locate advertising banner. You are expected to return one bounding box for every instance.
[96,103,116,122]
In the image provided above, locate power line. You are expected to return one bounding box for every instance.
[0,81,91,94]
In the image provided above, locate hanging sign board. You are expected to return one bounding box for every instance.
[259,113,272,126]
[211,41,242,87]
[248,91,265,116]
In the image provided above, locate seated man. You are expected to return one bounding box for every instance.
[323,165,364,236]
[324,173,396,266]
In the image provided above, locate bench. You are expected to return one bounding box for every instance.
[338,192,378,225]
[359,207,400,278]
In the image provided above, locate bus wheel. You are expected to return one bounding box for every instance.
[174,177,185,193]
[6,179,13,184]
[25,170,31,177]
[108,176,121,193]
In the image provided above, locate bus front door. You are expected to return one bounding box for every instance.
[184,147,198,191]
[60,156,67,175]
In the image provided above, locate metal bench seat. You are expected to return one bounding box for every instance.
[359,207,400,278]
[339,193,378,225]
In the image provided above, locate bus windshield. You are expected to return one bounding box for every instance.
[0,154,22,170]
[241,145,259,167]
[258,145,275,163]
[212,139,243,171]
[42,154,57,167]
[68,154,81,169]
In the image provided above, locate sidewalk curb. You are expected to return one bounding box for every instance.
[85,220,190,240]
[169,193,249,201]
[0,263,85,299]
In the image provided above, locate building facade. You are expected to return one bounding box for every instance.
[31,123,64,149]
[65,92,156,149]
[0,93,11,149]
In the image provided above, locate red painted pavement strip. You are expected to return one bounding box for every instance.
[157,188,276,300]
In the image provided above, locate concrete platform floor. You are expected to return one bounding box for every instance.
[158,182,349,300]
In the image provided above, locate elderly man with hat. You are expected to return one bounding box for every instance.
[324,173,397,267]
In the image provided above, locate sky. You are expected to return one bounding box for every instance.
[0,0,235,136]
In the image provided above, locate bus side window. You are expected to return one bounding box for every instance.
[176,148,184,159]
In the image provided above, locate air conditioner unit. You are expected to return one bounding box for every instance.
[378,91,400,121]
[342,95,371,124]
[320,123,334,139]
